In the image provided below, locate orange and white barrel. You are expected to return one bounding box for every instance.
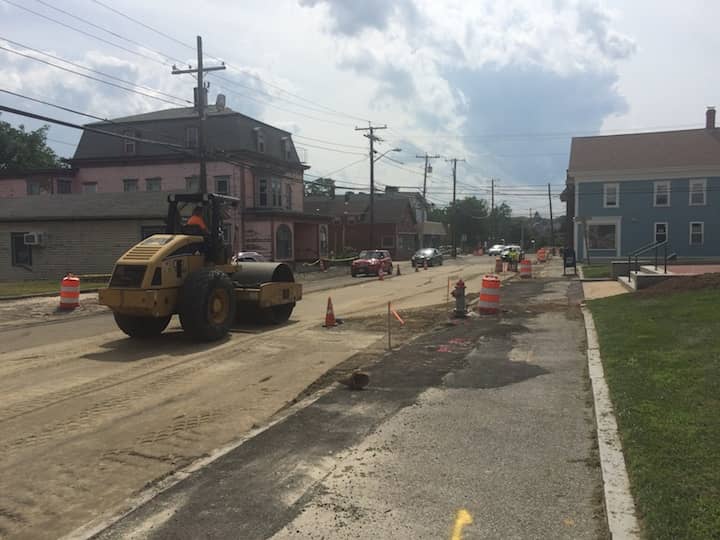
[520,259,532,279]
[59,275,80,310]
[478,274,501,314]
[494,257,503,273]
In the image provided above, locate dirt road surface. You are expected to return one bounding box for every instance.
[0,257,494,539]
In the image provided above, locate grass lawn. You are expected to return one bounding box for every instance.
[589,289,720,539]
[0,278,107,298]
[581,263,612,279]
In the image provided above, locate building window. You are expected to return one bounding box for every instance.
[271,178,282,207]
[123,130,135,154]
[689,179,706,206]
[56,179,72,194]
[258,178,268,206]
[186,176,200,193]
[282,137,292,160]
[141,225,166,239]
[285,184,293,210]
[186,127,199,149]
[603,183,619,208]
[11,232,32,267]
[319,225,328,257]
[254,128,265,153]
[654,181,670,207]
[146,177,162,192]
[214,176,230,195]
[276,224,292,259]
[82,182,97,193]
[26,181,41,196]
[587,224,616,250]
[123,178,139,192]
[690,222,704,246]
[654,222,668,244]
[382,235,395,248]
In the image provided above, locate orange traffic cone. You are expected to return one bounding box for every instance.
[378,266,385,281]
[323,297,337,327]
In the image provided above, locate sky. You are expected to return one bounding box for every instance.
[1,0,719,216]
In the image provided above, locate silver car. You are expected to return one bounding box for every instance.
[487,244,505,256]
[232,251,266,263]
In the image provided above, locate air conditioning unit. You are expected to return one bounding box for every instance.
[24,232,45,246]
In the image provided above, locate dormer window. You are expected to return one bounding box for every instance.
[254,127,265,153]
[123,130,135,154]
[281,137,292,160]
[186,127,199,148]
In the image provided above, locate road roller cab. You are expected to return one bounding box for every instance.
[99,193,302,341]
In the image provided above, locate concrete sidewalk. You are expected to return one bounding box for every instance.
[92,277,605,540]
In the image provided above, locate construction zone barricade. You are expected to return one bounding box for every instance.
[59,274,80,310]
[520,259,532,279]
[477,274,501,314]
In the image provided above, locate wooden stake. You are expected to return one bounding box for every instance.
[387,301,392,350]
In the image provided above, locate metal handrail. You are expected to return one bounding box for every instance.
[627,240,669,277]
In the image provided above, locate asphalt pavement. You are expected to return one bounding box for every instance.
[94,275,606,540]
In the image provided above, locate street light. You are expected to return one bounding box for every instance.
[369,147,402,247]
[373,147,402,163]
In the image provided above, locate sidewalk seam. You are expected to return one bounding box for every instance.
[581,306,641,540]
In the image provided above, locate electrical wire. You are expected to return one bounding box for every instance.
[0,45,189,106]
[0,88,110,122]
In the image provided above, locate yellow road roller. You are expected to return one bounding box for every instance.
[99,193,302,341]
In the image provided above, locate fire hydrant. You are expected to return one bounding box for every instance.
[451,279,467,318]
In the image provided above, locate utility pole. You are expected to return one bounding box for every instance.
[548,183,555,249]
[416,152,441,248]
[355,124,387,247]
[446,158,465,258]
[416,152,441,200]
[490,178,495,242]
[172,36,226,193]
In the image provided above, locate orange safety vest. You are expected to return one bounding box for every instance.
[187,214,208,231]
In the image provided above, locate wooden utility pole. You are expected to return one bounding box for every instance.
[416,152,440,248]
[355,124,387,247]
[172,36,225,193]
[446,158,465,258]
[548,183,555,249]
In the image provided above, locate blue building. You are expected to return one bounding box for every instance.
[565,107,720,261]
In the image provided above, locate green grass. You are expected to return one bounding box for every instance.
[581,264,612,279]
[0,278,107,298]
[589,290,720,539]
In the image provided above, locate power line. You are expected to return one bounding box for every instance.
[89,0,370,124]
[293,135,366,150]
[0,36,191,104]
[0,88,109,122]
[0,45,189,107]
[0,0,169,67]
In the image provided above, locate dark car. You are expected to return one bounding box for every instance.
[351,250,393,277]
[411,248,443,267]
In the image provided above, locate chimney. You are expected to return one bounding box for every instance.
[706,106,716,129]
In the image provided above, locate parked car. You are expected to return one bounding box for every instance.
[411,248,443,267]
[232,251,266,263]
[351,250,393,277]
[500,245,522,261]
[487,244,505,256]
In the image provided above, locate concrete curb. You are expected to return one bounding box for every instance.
[581,306,641,539]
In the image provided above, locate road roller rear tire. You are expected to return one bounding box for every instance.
[260,302,295,324]
[114,313,171,338]
[179,268,236,341]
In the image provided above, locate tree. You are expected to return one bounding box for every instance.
[0,116,62,171]
[446,196,490,250]
[304,177,336,197]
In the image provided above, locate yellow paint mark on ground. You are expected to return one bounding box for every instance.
[451,508,473,540]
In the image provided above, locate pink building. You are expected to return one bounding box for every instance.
[1,106,330,263]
